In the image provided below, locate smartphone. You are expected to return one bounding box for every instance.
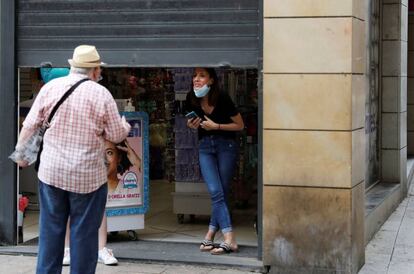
[185,111,199,119]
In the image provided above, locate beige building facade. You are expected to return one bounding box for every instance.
[262,0,411,273]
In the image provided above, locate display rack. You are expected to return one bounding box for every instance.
[170,68,210,223]
[172,113,210,223]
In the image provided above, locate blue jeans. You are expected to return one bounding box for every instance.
[36,181,107,274]
[199,136,238,234]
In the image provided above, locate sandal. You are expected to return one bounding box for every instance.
[210,242,239,255]
[199,239,215,251]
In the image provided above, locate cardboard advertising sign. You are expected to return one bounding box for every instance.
[106,112,149,216]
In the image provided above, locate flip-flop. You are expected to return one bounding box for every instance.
[210,242,239,255]
[199,239,215,252]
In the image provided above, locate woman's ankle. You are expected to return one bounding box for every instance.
[223,232,237,245]
[205,230,216,241]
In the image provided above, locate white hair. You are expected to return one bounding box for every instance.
[70,66,94,75]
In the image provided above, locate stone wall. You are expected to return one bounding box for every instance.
[408,1,414,159]
[262,1,366,273]
[381,0,408,193]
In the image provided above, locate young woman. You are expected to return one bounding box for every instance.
[186,68,244,255]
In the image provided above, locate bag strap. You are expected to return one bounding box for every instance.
[46,78,89,124]
[34,78,89,172]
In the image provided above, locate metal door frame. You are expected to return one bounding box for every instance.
[7,1,264,260]
[0,0,17,245]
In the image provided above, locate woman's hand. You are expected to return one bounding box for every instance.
[117,140,142,172]
[200,116,219,131]
[187,117,202,129]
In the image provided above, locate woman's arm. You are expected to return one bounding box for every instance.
[200,113,244,131]
[116,140,141,172]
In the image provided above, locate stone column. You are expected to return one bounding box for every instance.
[262,1,366,273]
[407,1,414,162]
[382,0,408,194]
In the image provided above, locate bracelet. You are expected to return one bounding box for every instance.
[218,124,220,130]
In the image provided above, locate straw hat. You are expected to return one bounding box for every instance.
[68,45,106,68]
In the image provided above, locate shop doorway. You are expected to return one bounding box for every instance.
[17,67,260,258]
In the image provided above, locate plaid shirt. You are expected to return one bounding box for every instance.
[23,73,130,193]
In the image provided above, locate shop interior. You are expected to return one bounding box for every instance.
[18,67,259,250]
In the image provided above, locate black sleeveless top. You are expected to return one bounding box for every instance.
[185,91,239,140]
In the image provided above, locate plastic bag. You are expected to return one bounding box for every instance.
[9,127,45,165]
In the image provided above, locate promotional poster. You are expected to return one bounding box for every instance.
[106,112,149,214]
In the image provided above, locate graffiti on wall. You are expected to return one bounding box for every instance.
[365,0,380,189]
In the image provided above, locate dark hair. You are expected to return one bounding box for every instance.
[188,68,220,107]
[116,141,133,175]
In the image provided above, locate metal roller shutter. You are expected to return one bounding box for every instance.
[17,0,260,67]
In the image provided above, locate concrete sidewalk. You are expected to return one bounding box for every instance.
[0,254,257,274]
[359,183,414,274]
[2,184,414,274]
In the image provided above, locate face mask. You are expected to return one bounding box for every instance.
[194,84,210,98]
